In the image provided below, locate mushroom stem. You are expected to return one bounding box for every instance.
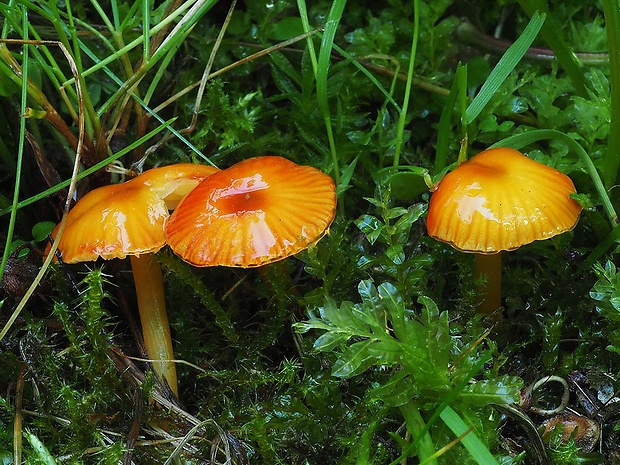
[130,254,178,396]
[474,252,502,314]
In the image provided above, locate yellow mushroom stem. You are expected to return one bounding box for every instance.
[130,254,178,396]
[474,252,502,314]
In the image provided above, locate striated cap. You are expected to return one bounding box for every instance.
[48,164,218,263]
[165,156,337,267]
[426,147,582,253]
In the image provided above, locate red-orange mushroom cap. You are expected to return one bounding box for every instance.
[48,163,219,263]
[426,147,582,253]
[165,156,337,267]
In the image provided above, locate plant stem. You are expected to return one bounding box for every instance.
[603,0,620,188]
[0,9,28,292]
[399,402,438,465]
[474,253,502,314]
[393,0,419,168]
[130,254,178,396]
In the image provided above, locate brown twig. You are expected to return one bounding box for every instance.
[455,20,609,66]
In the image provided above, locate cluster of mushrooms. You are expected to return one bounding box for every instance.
[47,156,337,396]
[47,146,582,397]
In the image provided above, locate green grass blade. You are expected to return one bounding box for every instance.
[315,0,346,116]
[296,0,318,75]
[149,0,218,67]
[433,64,461,174]
[142,0,150,61]
[101,0,217,120]
[119,1,142,31]
[439,405,499,465]
[63,0,197,85]
[456,63,469,164]
[602,0,620,188]
[315,0,347,185]
[0,0,14,38]
[63,0,99,138]
[88,0,116,34]
[465,11,545,125]
[111,0,120,30]
[74,38,214,164]
[393,0,419,167]
[0,5,29,287]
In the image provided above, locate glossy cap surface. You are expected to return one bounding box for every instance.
[165,156,337,267]
[49,164,218,263]
[137,163,218,209]
[426,148,582,253]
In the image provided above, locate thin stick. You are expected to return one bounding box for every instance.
[0,38,85,342]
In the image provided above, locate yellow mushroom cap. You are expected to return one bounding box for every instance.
[426,147,582,253]
[137,163,218,209]
[48,164,218,263]
[165,156,337,267]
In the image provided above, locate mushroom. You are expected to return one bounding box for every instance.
[426,147,582,313]
[165,156,337,267]
[47,163,218,395]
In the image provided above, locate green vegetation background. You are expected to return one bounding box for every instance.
[1,0,620,463]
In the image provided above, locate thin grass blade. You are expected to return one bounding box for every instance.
[465,11,545,125]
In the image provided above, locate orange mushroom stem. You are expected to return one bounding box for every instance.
[46,164,218,395]
[130,254,175,390]
[474,252,502,314]
[427,147,582,313]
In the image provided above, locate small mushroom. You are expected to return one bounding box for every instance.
[47,163,218,395]
[165,156,337,267]
[426,147,582,313]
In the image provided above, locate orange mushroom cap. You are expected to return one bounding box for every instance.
[48,164,218,263]
[426,147,582,253]
[165,156,337,267]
